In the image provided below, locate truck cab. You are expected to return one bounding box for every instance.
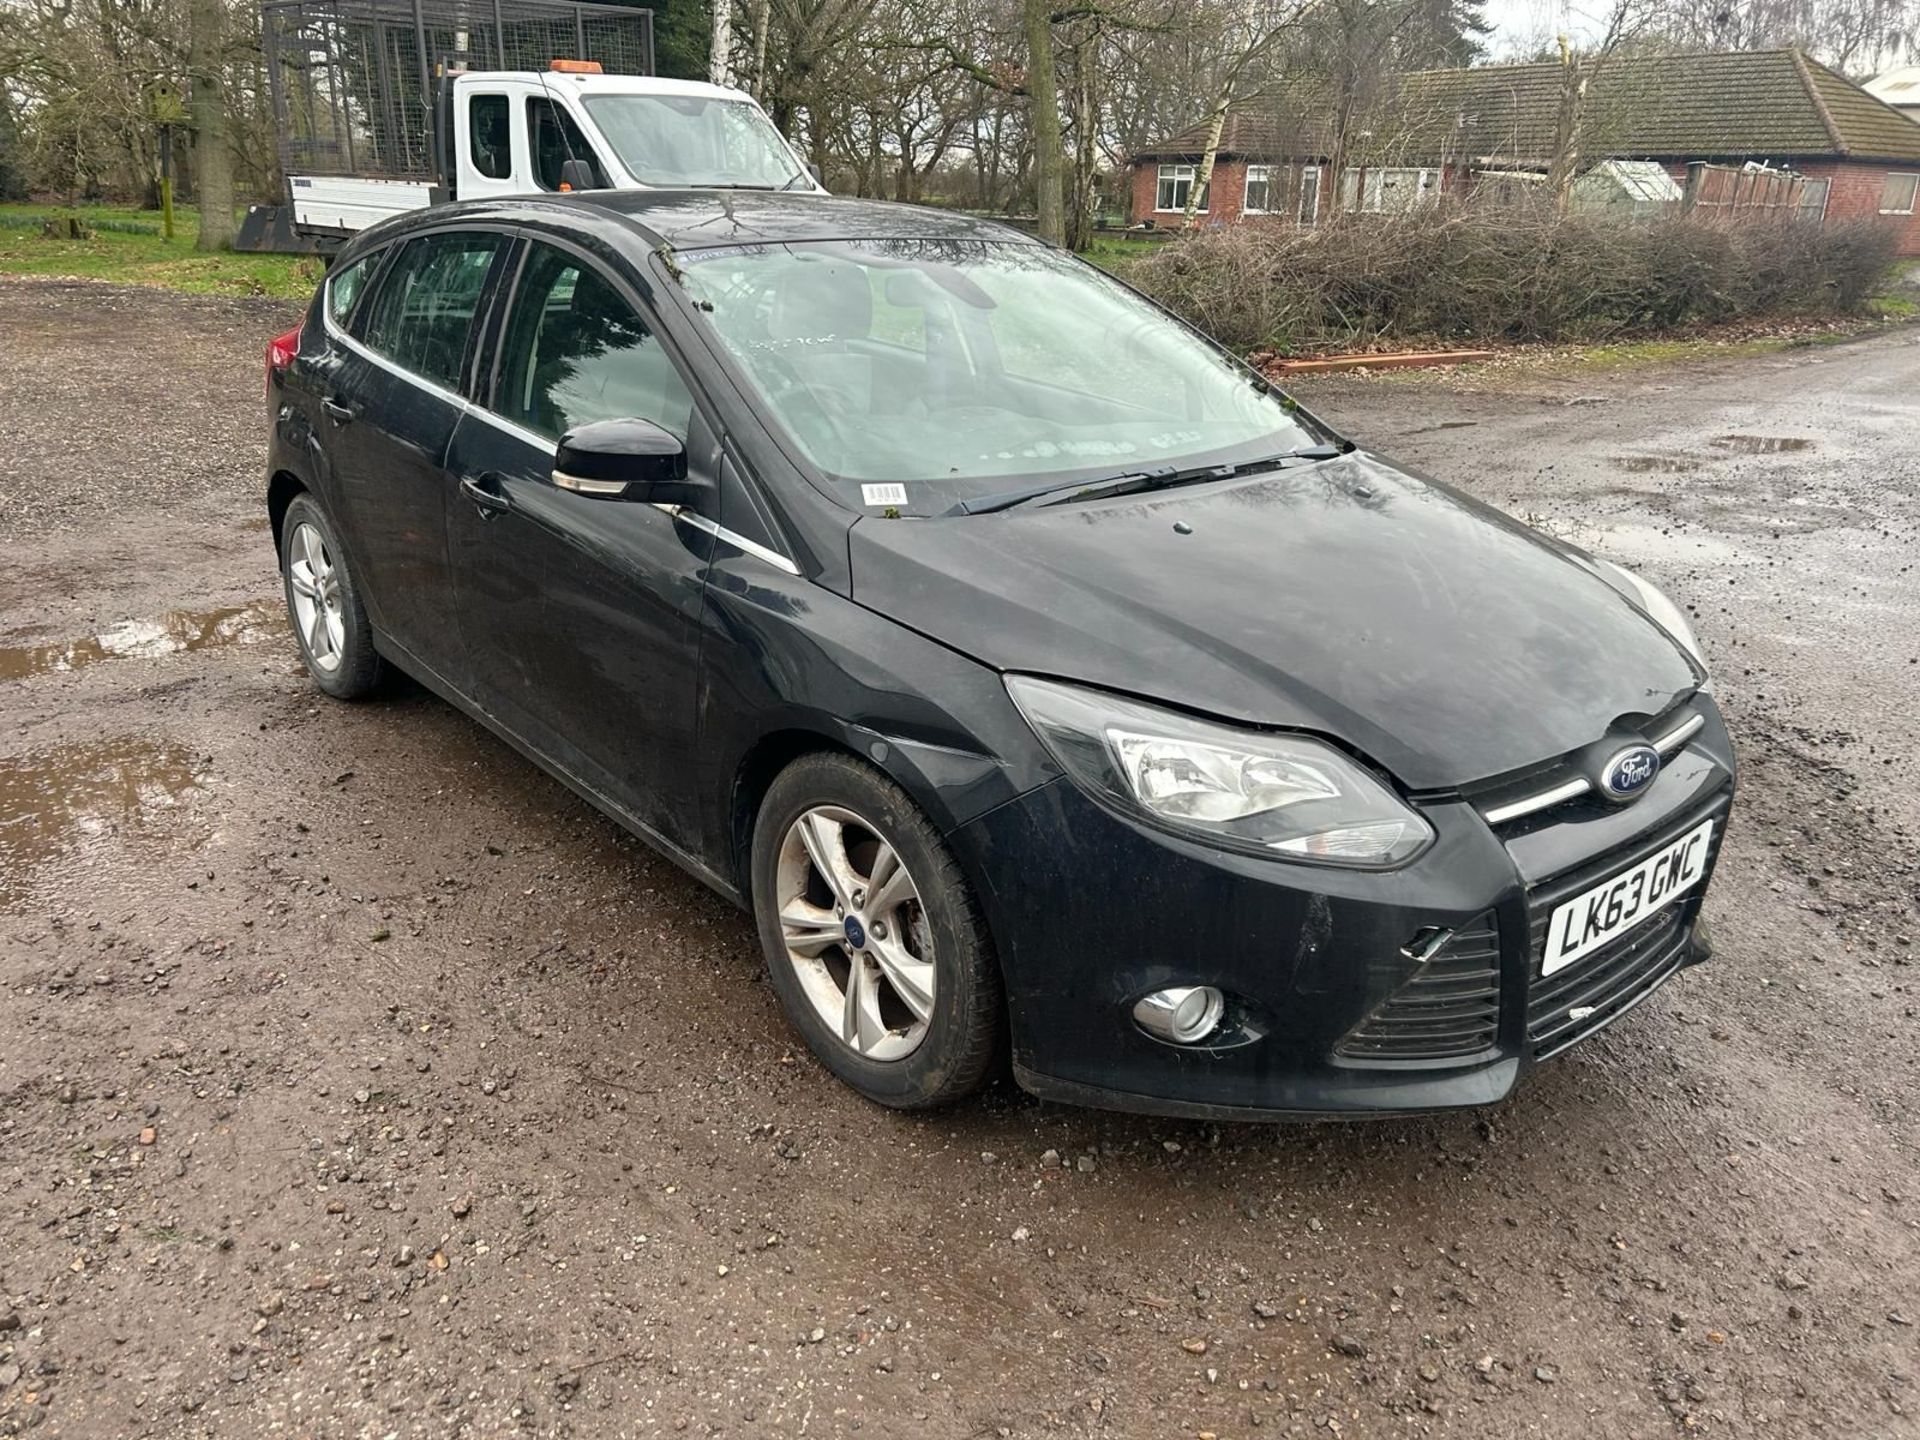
[444,70,821,203]
[275,69,821,242]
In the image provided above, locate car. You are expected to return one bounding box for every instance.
[263,190,1733,1119]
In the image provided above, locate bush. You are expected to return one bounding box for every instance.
[1123,198,1904,353]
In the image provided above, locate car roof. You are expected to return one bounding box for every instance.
[383,190,1041,254]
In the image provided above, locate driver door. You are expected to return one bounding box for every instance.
[445,238,716,854]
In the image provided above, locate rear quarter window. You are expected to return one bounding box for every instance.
[325,253,376,329]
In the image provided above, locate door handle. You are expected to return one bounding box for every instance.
[460,472,512,517]
[321,397,355,424]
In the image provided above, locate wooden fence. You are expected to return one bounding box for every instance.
[1681,162,1807,220]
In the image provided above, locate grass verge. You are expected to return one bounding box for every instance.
[0,204,320,301]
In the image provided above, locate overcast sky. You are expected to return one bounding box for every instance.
[1478,0,1613,58]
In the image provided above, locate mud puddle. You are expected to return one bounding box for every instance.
[0,737,207,908]
[0,600,280,681]
[1613,454,1707,474]
[1713,434,1816,454]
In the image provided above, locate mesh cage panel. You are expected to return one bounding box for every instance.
[264,0,654,179]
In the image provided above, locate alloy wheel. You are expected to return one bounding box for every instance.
[287,520,347,674]
[775,804,936,1062]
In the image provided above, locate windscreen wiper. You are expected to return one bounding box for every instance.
[951,443,1348,517]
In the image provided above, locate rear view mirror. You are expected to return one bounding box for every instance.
[553,418,703,505]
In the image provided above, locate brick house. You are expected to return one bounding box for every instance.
[1127,49,1920,256]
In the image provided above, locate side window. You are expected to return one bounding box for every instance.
[469,93,511,180]
[530,98,608,190]
[325,252,376,328]
[493,243,693,443]
[359,232,503,390]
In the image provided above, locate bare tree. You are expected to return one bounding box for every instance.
[1650,0,1917,73]
[1545,0,1649,209]
[710,0,735,84]
[1182,0,1321,227]
[188,0,233,247]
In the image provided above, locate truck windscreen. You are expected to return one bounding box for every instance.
[581,95,806,189]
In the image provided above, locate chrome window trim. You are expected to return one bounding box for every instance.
[663,506,802,576]
[465,402,559,454]
[322,314,802,578]
[323,310,469,410]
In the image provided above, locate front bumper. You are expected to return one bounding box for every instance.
[958,701,1734,1120]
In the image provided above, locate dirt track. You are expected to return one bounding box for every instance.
[2,278,1918,1440]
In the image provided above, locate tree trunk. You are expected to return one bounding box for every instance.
[1183,91,1230,228]
[1545,40,1585,211]
[1022,0,1064,244]
[189,0,234,251]
[1322,81,1358,219]
[1065,28,1098,250]
[709,0,733,86]
[748,0,771,99]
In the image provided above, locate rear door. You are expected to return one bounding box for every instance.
[333,228,513,685]
[444,237,716,851]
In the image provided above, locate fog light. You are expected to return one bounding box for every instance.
[1133,985,1226,1045]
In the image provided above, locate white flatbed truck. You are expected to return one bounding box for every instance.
[242,0,821,252]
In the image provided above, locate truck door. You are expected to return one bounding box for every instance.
[526,95,611,192]
[454,88,518,200]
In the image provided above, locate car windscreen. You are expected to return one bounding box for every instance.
[581,94,803,188]
[675,239,1318,515]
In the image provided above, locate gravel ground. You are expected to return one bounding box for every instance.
[1,277,1917,1440]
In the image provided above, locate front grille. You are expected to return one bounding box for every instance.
[1335,914,1501,1064]
[1526,906,1688,1057]
[1524,794,1730,1059]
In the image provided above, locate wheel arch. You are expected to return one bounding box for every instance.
[728,727,863,903]
[267,470,308,556]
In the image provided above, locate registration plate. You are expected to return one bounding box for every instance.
[1542,819,1715,977]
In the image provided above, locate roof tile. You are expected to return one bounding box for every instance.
[1131,49,1920,166]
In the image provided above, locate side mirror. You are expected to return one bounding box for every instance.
[805,161,823,188]
[558,157,598,192]
[553,418,704,505]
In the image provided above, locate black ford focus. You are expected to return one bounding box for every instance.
[264,191,1732,1119]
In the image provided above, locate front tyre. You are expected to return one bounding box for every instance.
[280,493,383,699]
[751,752,1001,1109]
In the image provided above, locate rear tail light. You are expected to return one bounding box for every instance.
[266,323,303,398]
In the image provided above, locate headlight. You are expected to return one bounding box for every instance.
[1595,559,1709,674]
[1005,676,1433,868]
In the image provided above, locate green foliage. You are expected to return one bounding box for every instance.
[0,204,320,299]
[1124,200,1907,353]
[640,0,711,81]
[0,96,26,203]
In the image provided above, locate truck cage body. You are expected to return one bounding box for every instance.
[263,0,655,182]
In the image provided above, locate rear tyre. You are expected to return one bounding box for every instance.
[280,493,382,700]
[751,752,1001,1109]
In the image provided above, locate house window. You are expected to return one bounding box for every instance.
[1244,165,1272,214]
[1798,176,1831,221]
[1298,165,1321,224]
[1343,166,1440,214]
[1155,164,1208,213]
[1881,172,1919,215]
